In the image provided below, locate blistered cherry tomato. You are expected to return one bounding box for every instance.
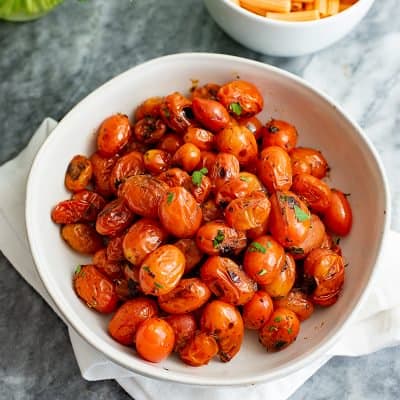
[292,173,332,213]
[72,190,106,222]
[90,152,118,197]
[93,248,123,279]
[216,123,258,166]
[157,133,184,154]
[139,244,185,296]
[109,151,144,193]
[119,175,168,218]
[134,97,163,121]
[320,233,342,256]
[123,218,168,267]
[95,198,134,237]
[262,254,296,298]
[259,308,300,352]
[215,176,252,208]
[257,146,292,193]
[200,300,244,362]
[143,149,171,174]
[190,174,212,204]
[243,235,285,285]
[261,120,298,152]
[191,83,220,101]
[73,265,118,313]
[172,143,201,172]
[106,235,125,262]
[322,189,352,236]
[201,199,224,223]
[269,191,311,247]
[179,332,218,367]
[218,80,263,118]
[134,117,166,144]
[200,256,256,306]
[196,220,247,257]
[158,278,211,314]
[273,289,314,321]
[135,317,175,363]
[242,290,274,330]
[61,223,103,254]
[209,152,240,192]
[165,313,197,352]
[304,248,345,307]
[51,199,91,224]
[64,155,93,193]
[239,116,263,140]
[158,168,192,191]
[184,127,215,151]
[97,114,131,157]
[108,297,158,345]
[290,147,328,179]
[174,238,203,274]
[160,92,194,133]
[225,191,271,231]
[192,97,230,132]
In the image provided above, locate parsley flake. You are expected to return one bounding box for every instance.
[258,268,267,276]
[212,229,225,248]
[294,205,310,222]
[287,328,293,335]
[239,176,250,183]
[192,168,208,186]
[75,265,82,275]
[268,325,278,332]
[166,192,174,204]
[229,102,242,116]
[154,282,164,289]
[248,241,267,254]
[274,316,282,323]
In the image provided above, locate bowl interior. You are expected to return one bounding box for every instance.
[26,54,388,385]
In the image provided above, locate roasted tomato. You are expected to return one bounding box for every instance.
[273,289,314,321]
[135,317,175,363]
[158,168,192,191]
[61,223,103,254]
[197,151,217,172]
[242,290,274,330]
[239,116,263,140]
[174,238,203,274]
[109,151,144,193]
[64,155,93,193]
[134,117,167,144]
[90,152,118,197]
[165,313,197,352]
[246,216,269,241]
[291,173,332,213]
[51,199,91,224]
[160,92,194,133]
[184,127,215,151]
[287,214,325,260]
[257,146,292,193]
[259,308,300,352]
[115,265,142,301]
[200,300,244,362]
[158,278,211,314]
[106,234,125,261]
[209,152,240,192]
[262,254,296,298]
[290,147,328,179]
[269,191,311,247]
[157,133,184,154]
[243,235,285,285]
[159,187,202,238]
[95,198,134,237]
[196,220,247,257]
[216,123,258,166]
[172,143,201,172]
[139,245,185,296]
[72,190,106,222]
[261,119,298,152]
[93,248,124,280]
[304,248,345,307]
[225,191,271,231]
[179,332,218,367]
[192,97,230,132]
[143,149,171,174]
[201,198,224,222]
[218,80,263,118]
[189,170,211,204]
[108,297,158,345]
[191,83,220,101]
[200,256,256,306]
[73,265,118,313]
[97,114,131,157]
[322,189,352,236]
[123,218,168,267]
[320,233,342,256]
[119,175,168,218]
[134,96,163,121]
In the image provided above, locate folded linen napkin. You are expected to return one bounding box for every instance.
[1,118,399,400]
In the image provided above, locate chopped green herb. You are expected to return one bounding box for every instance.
[287,328,293,335]
[268,325,278,332]
[166,192,174,204]
[258,269,267,276]
[212,229,225,248]
[294,205,310,222]
[229,102,242,116]
[274,340,287,350]
[248,241,267,254]
[239,176,250,183]
[75,265,82,274]
[274,316,282,323]
[192,167,208,186]
[154,282,164,289]
[142,265,155,278]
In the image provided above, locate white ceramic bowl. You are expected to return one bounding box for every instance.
[26,53,390,386]
[204,0,375,57]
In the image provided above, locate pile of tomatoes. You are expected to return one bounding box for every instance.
[51,79,352,366]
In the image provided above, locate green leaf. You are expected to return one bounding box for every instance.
[75,265,82,275]
[229,102,242,116]
[294,205,310,222]
[248,242,267,254]
[191,168,208,186]
[274,316,282,323]
[166,192,174,204]
[287,328,293,335]
[239,176,250,183]
[212,229,225,248]
[257,269,267,276]
[154,282,164,289]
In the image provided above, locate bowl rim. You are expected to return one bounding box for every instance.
[218,0,372,27]
[26,52,391,386]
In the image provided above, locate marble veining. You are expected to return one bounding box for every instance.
[0,0,399,398]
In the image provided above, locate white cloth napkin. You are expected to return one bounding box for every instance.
[1,118,400,400]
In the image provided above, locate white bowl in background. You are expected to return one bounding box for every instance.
[204,0,375,57]
[26,53,390,386]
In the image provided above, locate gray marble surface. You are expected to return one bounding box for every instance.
[0,0,399,398]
